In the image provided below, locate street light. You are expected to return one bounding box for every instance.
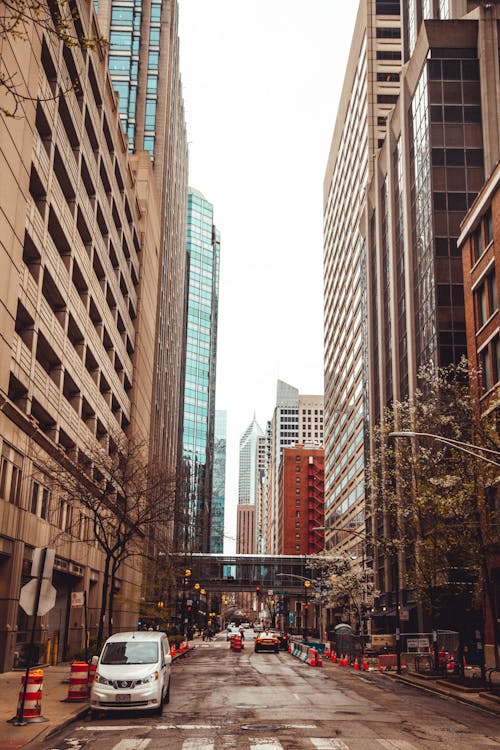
[389,431,500,467]
[303,580,311,640]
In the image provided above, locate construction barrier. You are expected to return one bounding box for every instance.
[67,661,89,702]
[378,653,407,672]
[14,669,46,723]
[289,641,322,667]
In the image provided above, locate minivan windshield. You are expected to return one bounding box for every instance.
[100,641,158,665]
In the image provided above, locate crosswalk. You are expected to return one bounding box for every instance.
[63,735,493,750]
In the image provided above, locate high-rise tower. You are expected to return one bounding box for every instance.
[236,416,264,554]
[96,0,189,478]
[178,189,220,552]
[211,410,227,553]
[323,0,402,560]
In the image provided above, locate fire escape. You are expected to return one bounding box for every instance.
[307,457,324,554]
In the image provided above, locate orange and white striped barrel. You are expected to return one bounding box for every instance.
[67,661,89,701]
[17,669,44,720]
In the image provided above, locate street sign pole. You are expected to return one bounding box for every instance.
[84,591,88,663]
[16,547,47,725]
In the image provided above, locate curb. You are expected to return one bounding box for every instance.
[380,670,500,716]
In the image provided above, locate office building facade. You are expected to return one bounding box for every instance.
[178,189,220,552]
[211,410,227,553]
[363,1,500,636]
[0,1,162,670]
[236,415,264,554]
[323,0,403,564]
[97,0,189,478]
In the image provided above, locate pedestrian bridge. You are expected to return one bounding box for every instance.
[175,554,311,594]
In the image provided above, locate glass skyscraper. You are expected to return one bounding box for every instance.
[179,189,220,551]
[211,411,227,553]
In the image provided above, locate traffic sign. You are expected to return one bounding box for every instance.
[71,591,85,608]
[19,578,57,616]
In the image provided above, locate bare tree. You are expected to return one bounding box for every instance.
[1,0,107,116]
[43,433,177,649]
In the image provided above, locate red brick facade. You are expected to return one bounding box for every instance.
[459,161,500,667]
[277,446,324,555]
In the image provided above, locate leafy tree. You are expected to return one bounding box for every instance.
[1,0,107,116]
[309,553,376,638]
[43,432,177,649]
[369,359,500,669]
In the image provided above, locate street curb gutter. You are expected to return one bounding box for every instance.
[380,670,500,716]
[22,705,89,749]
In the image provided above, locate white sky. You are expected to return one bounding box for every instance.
[177,1,359,553]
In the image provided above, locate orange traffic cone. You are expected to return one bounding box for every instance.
[331,651,337,663]
[353,659,359,670]
[362,657,369,671]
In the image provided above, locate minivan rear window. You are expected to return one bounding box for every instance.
[100,641,158,665]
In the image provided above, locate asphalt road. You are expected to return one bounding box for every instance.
[40,634,500,750]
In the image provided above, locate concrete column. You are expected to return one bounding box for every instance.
[477,3,500,176]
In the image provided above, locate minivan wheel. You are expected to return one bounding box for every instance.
[164,678,170,704]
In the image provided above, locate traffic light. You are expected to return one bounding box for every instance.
[256,585,261,594]
[187,605,192,612]
[304,604,309,611]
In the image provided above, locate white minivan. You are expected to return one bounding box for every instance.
[90,631,171,715]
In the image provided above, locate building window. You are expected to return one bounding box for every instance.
[30,479,50,519]
[0,443,23,507]
[58,499,73,533]
[480,335,500,392]
[472,225,484,263]
[484,209,493,247]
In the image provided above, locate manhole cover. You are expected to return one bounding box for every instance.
[241,724,282,731]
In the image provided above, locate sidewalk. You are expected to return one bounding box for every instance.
[319,654,500,716]
[0,663,89,750]
[0,644,198,750]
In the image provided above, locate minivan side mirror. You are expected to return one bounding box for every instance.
[91,655,99,666]
[164,653,172,666]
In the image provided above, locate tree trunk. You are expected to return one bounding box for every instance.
[97,554,112,650]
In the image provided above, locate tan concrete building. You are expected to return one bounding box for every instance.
[323,0,402,563]
[363,1,500,642]
[0,1,162,670]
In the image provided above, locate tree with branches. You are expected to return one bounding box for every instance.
[369,359,500,670]
[1,0,107,116]
[43,432,177,650]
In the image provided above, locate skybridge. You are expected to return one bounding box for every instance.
[173,554,313,594]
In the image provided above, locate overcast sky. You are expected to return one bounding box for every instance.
[177,1,359,552]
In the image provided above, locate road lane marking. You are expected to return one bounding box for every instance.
[378,742,417,750]
[293,692,300,700]
[249,741,283,750]
[181,740,214,750]
[310,740,350,750]
[113,741,151,750]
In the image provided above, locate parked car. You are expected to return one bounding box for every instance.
[254,630,280,653]
[90,631,171,716]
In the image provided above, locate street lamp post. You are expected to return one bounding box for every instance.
[181,569,191,637]
[303,580,311,640]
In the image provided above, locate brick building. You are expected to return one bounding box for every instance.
[459,159,500,668]
[277,446,324,556]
